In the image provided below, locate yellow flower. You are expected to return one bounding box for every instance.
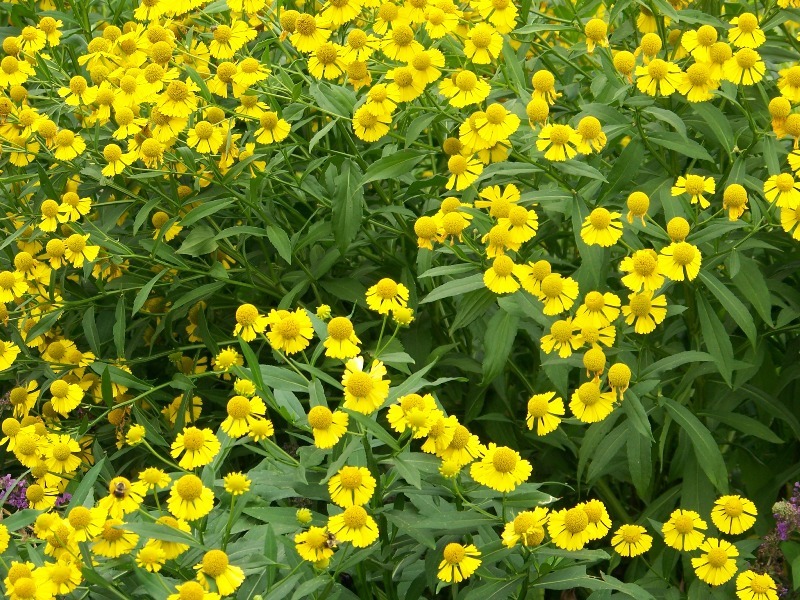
[414,215,441,250]
[692,537,739,586]
[308,42,346,80]
[581,208,623,247]
[612,524,652,557]
[724,48,765,85]
[366,277,409,314]
[437,542,481,583]
[307,405,349,449]
[723,183,749,220]
[662,508,707,551]
[168,474,215,521]
[328,505,379,547]
[475,103,520,145]
[138,467,171,490]
[620,249,664,292]
[49,379,84,416]
[672,173,715,208]
[387,393,436,435]
[168,581,220,600]
[170,426,221,469]
[622,290,668,334]
[636,59,682,96]
[233,303,267,342]
[659,242,701,281]
[681,25,718,61]
[342,29,380,62]
[44,433,81,473]
[381,24,422,61]
[736,570,779,600]
[728,13,765,48]
[254,111,291,144]
[677,62,719,102]
[136,542,167,572]
[531,69,560,104]
[209,20,256,59]
[328,465,376,507]
[570,381,616,423]
[484,255,523,294]
[438,423,482,466]
[352,105,391,142]
[764,173,800,208]
[711,494,757,534]
[221,395,267,438]
[781,205,800,240]
[498,205,538,245]
[475,184,519,218]
[540,318,581,358]
[195,549,245,596]
[97,476,146,519]
[526,392,564,435]
[223,472,251,495]
[150,515,192,559]
[627,191,650,225]
[0,339,21,371]
[536,123,580,161]
[92,519,139,558]
[548,506,591,551]
[537,273,580,316]
[0,56,34,87]
[470,443,532,493]
[574,291,621,329]
[187,120,224,154]
[266,308,314,355]
[464,23,502,64]
[295,526,335,562]
[502,507,549,548]
[341,357,389,413]
[439,70,491,108]
[421,413,458,455]
[35,557,82,594]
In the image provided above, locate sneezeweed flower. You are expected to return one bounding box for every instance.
[329,465,376,507]
[421,413,458,455]
[482,224,518,257]
[576,116,606,154]
[682,25,718,61]
[583,499,612,540]
[537,273,580,316]
[570,381,616,423]
[672,173,715,208]
[736,571,779,600]
[0,339,20,371]
[584,18,609,53]
[49,379,84,416]
[728,13,765,48]
[221,395,267,438]
[583,347,607,380]
[622,290,668,334]
[781,205,800,240]
[152,211,182,241]
[626,191,650,225]
[502,507,549,548]
[446,154,483,190]
[517,259,551,296]
[613,51,635,80]
[233,303,268,342]
[581,208,623,247]
[214,347,243,372]
[414,216,441,249]
[295,526,335,562]
[44,434,82,473]
[764,173,800,208]
[307,405,349,449]
[328,505,379,547]
[677,63,719,102]
[498,205,538,245]
[136,542,167,572]
[64,234,100,267]
[437,542,482,583]
[607,363,632,400]
[724,48,765,85]
[548,506,591,550]
[463,22,502,63]
[612,524,652,557]
[296,508,313,525]
[168,581,220,600]
[224,472,251,496]
[659,241,702,281]
[662,508,707,551]
[366,277,409,314]
[266,308,314,355]
[97,476,146,519]
[575,291,621,329]
[352,105,391,142]
[36,558,82,594]
[711,494,757,534]
[636,32,662,62]
[323,316,360,359]
[723,184,749,220]
[387,393,436,434]
[150,515,192,559]
[531,69,559,104]
[470,443,532,493]
[341,357,390,413]
[778,66,800,104]
[168,474,215,521]
[621,250,664,293]
[526,392,565,435]
[636,59,682,96]
[195,549,245,597]
[536,123,580,161]
[484,255,523,294]
[308,43,347,80]
[248,418,275,441]
[92,519,139,558]
[475,103,520,145]
[540,318,581,358]
[138,467,171,490]
[692,537,739,586]
[290,14,332,52]
[439,423,482,466]
[171,426,220,469]
[254,111,291,145]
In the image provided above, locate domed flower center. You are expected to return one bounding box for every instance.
[392,25,414,46]
[50,380,70,398]
[55,130,75,148]
[531,260,551,280]
[684,175,706,196]
[687,63,710,86]
[176,474,203,500]
[723,497,744,516]
[427,8,445,24]
[194,121,214,140]
[506,206,527,227]
[166,81,188,102]
[527,396,549,417]
[52,442,73,461]
[492,255,515,277]
[347,29,367,49]
[26,484,45,502]
[338,466,363,489]
[46,239,65,256]
[376,278,398,298]
[724,184,747,207]
[182,427,207,451]
[415,216,438,237]
[492,0,509,9]
[235,304,259,326]
[69,507,92,529]
[532,70,555,91]
[9,387,27,406]
[577,382,601,406]
[585,19,607,41]
[583,501,604,522]
[629,294,652,316]
[673,514,695,534]
[706,548,729,568]
[749,574,772,594]
[66,234,87,253]
[412,53,431,71]
[776,173,795,191]
[406,409,428,428]
[564,507,589,533]
[513,513,536,534]
[328,317,353,340]
[471,26,492,48]
[628,192,649,214]
[549,124,571,145]
[491,447,518,473]
[400,394,425,412]
[584,348,605,371]
[584,291,605,311]
[578,116,601,139]
[736,48,758,68]
[455,70,478,91]
[274,316,301,338]
[346,371,374,398]
[16,435,36,455]
[709,42,731,63]
[737,12,758,33]
[589,207,611,229]
[672,242,695,265]
[608,363,631,387]
[357,111,378,127]
[443,542,465,563]
[315,43,338,64]
[342,505,368,528]
[1,57,19,74]
[295,14,317,35]
[202,549,229,577]
[213,25,232,44]
[63,192,81,208]
[647,59,668,80]
[378,3,399,21]
[696,25,717,46]
[308,406,333,429]
[632,251,656,276]
[151,211,170,229]
[12,578,35,597]
[620,525,641,543]
[488,225,511,246]
[540,274,563,298]
[120,75,138,94]
[449,425,470,449]
[227,396,251,419]
[393,67,413,87]
[485,103,506,124]
[550,320,573,343]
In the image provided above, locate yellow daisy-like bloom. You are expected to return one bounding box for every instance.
[138,467,171,490]
[531,69,560,105]
[233,303,268,342]
[438,423,482,466]
[290,14,332,53]
[574,117,606,155]
[711,494,757,534]
[308,42,346,80]
[353,105,391,142]
[366,277,409,314]
[677,62,719,102]
[692,537,739,586]
[329,465,376,507]
[221,395,266,438]
[662,508,707,551]
[626,191,650,225]
[582,498,612,540]
[168,474,215,521]
[607,363,632,400]
[387,393,436,434]
[308,405,349,449]
[170,426,221,469]
[475,103,520,145]
[150,515,192,559]
[724,48,765,85]
[484,255,523,294]
[187,120,223,154]
[44,434,82,474]
[342,29,380,62]
[67,506,104,542]
[381,23,423,61]
[570,381,616,423]
[341,357,390,414]
[516,259,550,296]
[439,70,491,108]
[168,581,220,600]
[209,20,257,59]
[536,123,580,161]
[498,205,538,245]
[469,443,532,493]
[482,224,518,258]
[620,249,664,292]
[736,570,779,600]
[266,308,314,355]
[778,66,800,103]
[622,290,668,334]
[636,59,682,96]
[64,233,99,267]
[223,472,251,496]
[328,505,379,547]
[414,215,441,250]
[659,242,702,281]
[92,519,139,558]
[584,18,608,53]
[464,22,502,64]
[682,25,718,61]
[295,526,335,562]
[723,184,749,220]
[575,291,621,329]
[255,111,291,145]
[49,379,84,416]
[548,506,591,551]
[612,524,652,557]
[36,558,82,594]
[537,273,580,316]
[195,549,245,597]
[781,205,800,240]
[324,316,361,359]
[437,542,481,583]
[446,154,483,191]
[502,507,549,548]
[672,173,715,208]
[764,173,800,209]
[581,208,623,247]
[136,542,167,572]
[728,12,765,48]
[421,413,458,455]
[540,318,581,359]
[526,392,564,435]
[0,339,21,371]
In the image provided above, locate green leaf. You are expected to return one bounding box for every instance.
[124,522,199,545]
[639,351,714,378]
[266,224,293,264]
[597,139,645,203]
[731,256,773,326]
[462,576,524,600]
[587,422,628,483]
[392,454,421,489]
[177,225,218,256]
[114,295,126,359]
[662,397,728,492]
[600,574,656,600]
[346,410,401,451]
[361,150,426,185]
[623,390,653,440]
[171,281,226,313]
[420,274,485,303]
[698,270,756,346]
[648,131,714,162]
[132,271,167,316]
[179,198,234,227]
[332,159,364,253]
[481,309,518,384]
[699,410,784,444]
[82,306,102,356]
[451,288,498,331]
[68,457,107,510]
[534,566,606,591]
[695,293,735,385]
[690,103,734,155]
[627,431,652,498]
[1,509,41,532]
[643,107,687,138]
